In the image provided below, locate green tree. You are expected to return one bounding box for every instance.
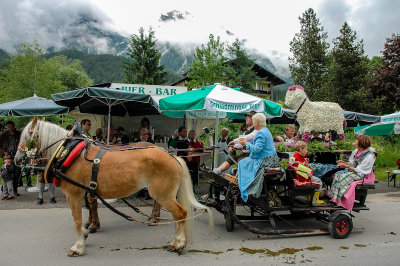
[187,34,226,89]
[369,34,400,113]
[0,40,92,102]
[123,27,168,85]
[226,39,258,93]
[329,22,370,112]
[289,8,329,100]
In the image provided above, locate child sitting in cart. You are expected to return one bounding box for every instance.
[288,141,324,205]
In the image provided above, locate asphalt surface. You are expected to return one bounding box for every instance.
[0,182,400,265]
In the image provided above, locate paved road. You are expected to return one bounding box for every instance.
[1,192,400,266]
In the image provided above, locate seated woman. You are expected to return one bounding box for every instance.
[238,113,280,202]
[329,135,376,210]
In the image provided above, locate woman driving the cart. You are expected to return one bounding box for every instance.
[238,113,280,202]
[329,135,376,210]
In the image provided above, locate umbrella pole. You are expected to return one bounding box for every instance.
[107,105,111,145]
[213,112,219,169]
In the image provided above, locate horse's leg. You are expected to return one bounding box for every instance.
[158,199,187,253]
[87,197,100,233]
[149,201,161,224]
[65,192,86,256]
[84,192,91,229]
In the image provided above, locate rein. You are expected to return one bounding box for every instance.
[54,169,206,225]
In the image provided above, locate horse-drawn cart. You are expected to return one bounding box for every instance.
[200,166,375,239]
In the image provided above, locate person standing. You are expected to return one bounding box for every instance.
[1,155,15,200]
[0,121,22,195]
[169,126,189,158]
[139,117,154,140]
[187,130,204,187]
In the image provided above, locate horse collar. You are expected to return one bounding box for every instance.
[293,98,307,120]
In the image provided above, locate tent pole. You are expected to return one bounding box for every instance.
[107,105,111,145]
[213,112,219,169]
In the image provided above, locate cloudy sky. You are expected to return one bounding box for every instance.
[1,0,399,65]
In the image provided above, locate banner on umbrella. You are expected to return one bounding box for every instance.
[186,111,226,119]
[205,99,264,113]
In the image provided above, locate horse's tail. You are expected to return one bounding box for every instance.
[175,156,214,241]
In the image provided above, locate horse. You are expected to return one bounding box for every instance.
[15,117,213,256]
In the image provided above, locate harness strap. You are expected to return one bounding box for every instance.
[90,149,106,197]
[294,98,307,119]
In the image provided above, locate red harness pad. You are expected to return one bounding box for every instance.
[53,141,87,187]
[62,141,87,168]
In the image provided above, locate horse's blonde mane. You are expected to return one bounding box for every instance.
[21,120,68,159]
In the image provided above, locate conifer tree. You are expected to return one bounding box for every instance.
[226,39,258,93]
[329,22,369,112]
[289,8,329,100]
[369,34,400,113]
[123,27,168,84]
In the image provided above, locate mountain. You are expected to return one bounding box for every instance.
[0,15,292,90]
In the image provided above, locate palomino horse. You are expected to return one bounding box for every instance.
[15,117,213,256]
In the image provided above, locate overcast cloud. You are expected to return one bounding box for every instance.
[0,0,399,62]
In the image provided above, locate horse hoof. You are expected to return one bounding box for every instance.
[89,228,97,234]
[167,245,183,255]
[67,250,80,257]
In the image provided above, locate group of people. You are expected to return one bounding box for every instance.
[168,126,204,187]
[70,117,154,146]
[210,112,376,210]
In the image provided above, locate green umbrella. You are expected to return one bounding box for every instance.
[0,94,69,117]
[159,84,282,117]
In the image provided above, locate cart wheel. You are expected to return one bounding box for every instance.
[225,212,235,232]
[328,214,353,239]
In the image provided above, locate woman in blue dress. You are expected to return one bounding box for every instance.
[238,113,279,201]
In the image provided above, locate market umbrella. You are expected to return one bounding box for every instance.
[159,84,283,166]
[354,122,400,136]
[355,111,400,136]
[0,94,69,117]
[52,87,160,144]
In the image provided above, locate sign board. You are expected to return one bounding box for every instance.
[109,83,187,97]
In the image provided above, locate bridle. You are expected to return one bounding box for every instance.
[17,121,42,162]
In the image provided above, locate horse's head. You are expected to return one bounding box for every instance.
[14,116,41,164]
[285,85,308,109]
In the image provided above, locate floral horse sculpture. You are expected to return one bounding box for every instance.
[285,85,346,142]
[14,117,213,256]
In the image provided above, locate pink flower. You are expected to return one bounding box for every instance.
[288,85,305,91]
[284,141,295,147]
[322,142,330,148]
